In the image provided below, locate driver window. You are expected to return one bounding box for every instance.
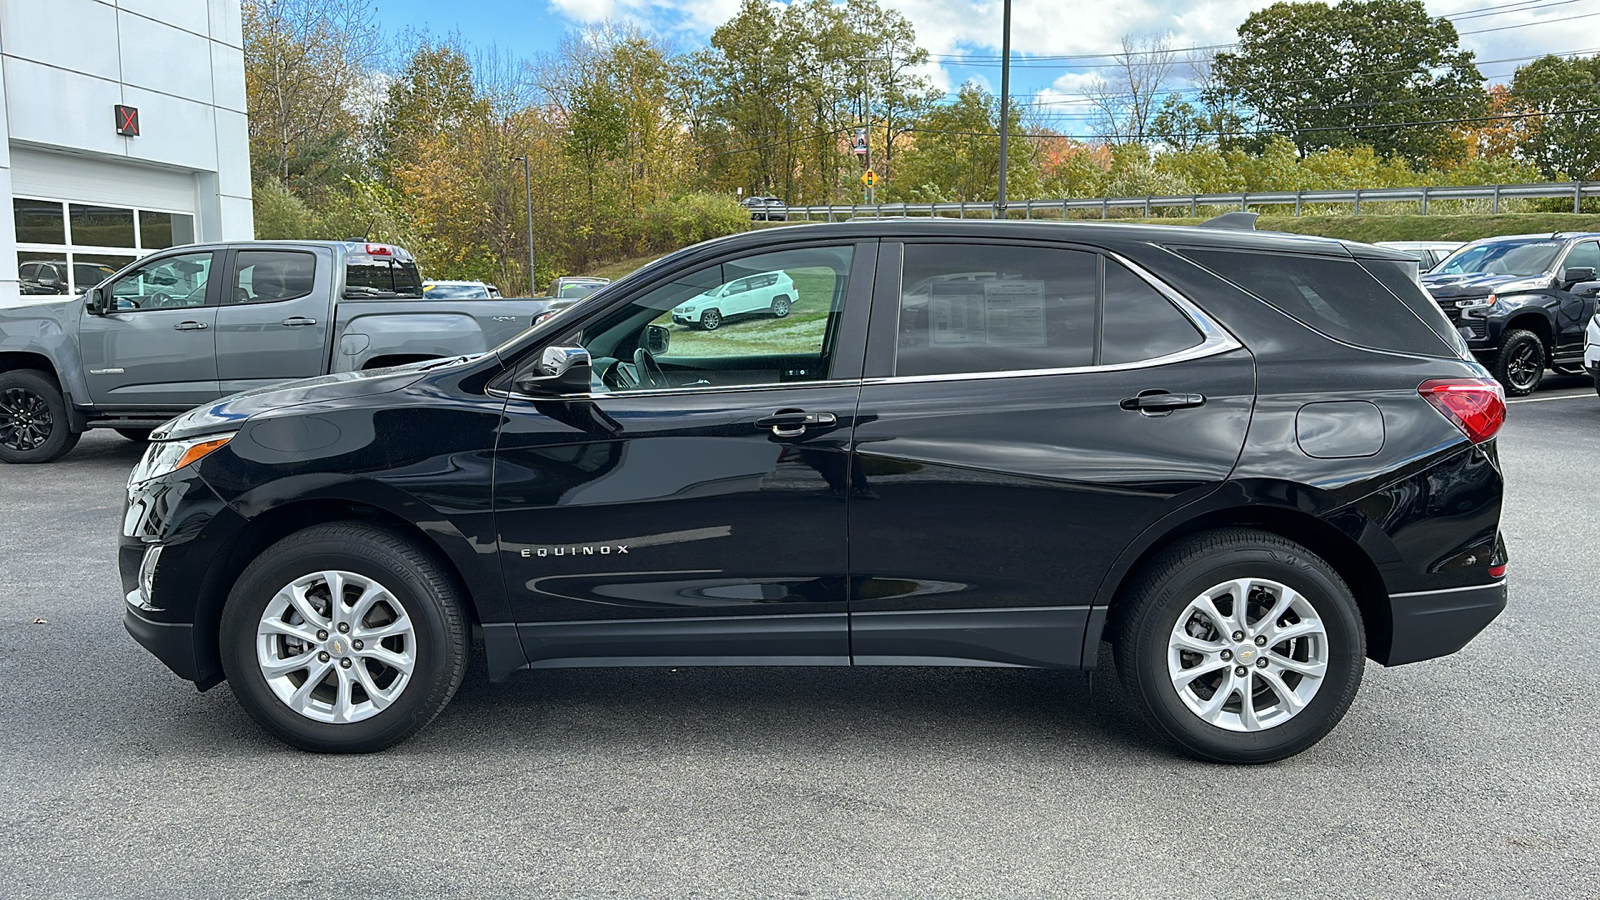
[107,251,213,311]
[565,245,855,393]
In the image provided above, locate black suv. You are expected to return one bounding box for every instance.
[122,221,1508,763]
[1421,233,1600,395]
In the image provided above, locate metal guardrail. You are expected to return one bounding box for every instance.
[787,181,1600,221]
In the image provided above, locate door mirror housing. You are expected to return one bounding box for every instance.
[86,287,110,316]
[644,323,670,355]
[513,345,592,395]
[1562,266,1597,288]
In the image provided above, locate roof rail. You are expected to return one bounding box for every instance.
[1199,211,1259,231]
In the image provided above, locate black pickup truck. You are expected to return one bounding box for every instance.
[1421,233,1600,395]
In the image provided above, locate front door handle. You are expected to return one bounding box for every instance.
[173,321,208,331]
[1120,391,1206,415]
[281,317,318,327]
[754,410,838,438]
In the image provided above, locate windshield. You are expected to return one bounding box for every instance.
[558,283,605,299]
[1434,240,1562,278]
[424,284,490,299]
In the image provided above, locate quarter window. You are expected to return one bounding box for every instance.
[1101,261,1203,365]
[228,250,317,305]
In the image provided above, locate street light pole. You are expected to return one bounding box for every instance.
[511,155,535,295]
[997,0,1012,216]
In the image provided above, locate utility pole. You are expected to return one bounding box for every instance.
[511,155,536,295]
[997,0,1012,216]
[851,55,886,204]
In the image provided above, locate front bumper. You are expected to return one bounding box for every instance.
[1380,580,1507,666]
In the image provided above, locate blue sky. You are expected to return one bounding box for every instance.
[374,0,1600,137]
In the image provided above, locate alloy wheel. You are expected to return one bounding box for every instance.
[256,570,416,724]
[1167,577,1329,732]
[1506,344,1541,392]
[0,387,52,452]
[701,310,722,330]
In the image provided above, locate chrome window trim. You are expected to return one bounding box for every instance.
[493,377,862,403]
[876,249,1242,385]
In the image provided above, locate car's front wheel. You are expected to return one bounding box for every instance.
[1492,328,1545,396]
[219,522,469,752]
[1114,528,1365,764]
[700,309,723,330]
[0,369,80,464]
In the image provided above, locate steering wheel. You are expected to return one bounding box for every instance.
[633,347,668,390]
[147,290,176,309]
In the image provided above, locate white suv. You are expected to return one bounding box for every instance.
[672,270,796,330]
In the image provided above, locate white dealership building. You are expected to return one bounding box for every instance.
[0,0,252,305]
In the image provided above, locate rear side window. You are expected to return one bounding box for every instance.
[228,250,316,305]
[1359,258,1469,358]
[895,244,1202,377]
[1175,247,1452,356]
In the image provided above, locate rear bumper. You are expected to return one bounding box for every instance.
[1379,580,1507,666]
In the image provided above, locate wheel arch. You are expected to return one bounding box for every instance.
[0,351,63,384]
[189,492,499,690]
[1502,310,1553,350]
[1089,488,1393,667]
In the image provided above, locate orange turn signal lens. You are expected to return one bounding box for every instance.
[175,436,232,470]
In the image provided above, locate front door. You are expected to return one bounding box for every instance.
[215,247,334,395]
[1555,240,1600,358]
[848,240,1255,668]
[78,250,221,410]
[493,242,875,666]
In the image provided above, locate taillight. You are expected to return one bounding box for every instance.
[365,243,392,256]
[1419,378,1505,444]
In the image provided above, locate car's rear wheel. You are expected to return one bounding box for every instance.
[1114,528,1365,764]
[219,522,469,753]
[771,295,791,318]
[700,309,723,330]
[0,369,79,464]
[1492,329,1545,396]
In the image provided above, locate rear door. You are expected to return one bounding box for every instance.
[77,249,221,409]
[847,240,1255,668]
[214,247,334,394]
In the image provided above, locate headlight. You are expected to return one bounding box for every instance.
[1456,297,1494,310]
[128,433,235,485]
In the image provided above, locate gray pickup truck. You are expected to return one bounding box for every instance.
[0,240,555,463]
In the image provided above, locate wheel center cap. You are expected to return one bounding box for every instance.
[328,636,349,657]
[1236,645,1258,663]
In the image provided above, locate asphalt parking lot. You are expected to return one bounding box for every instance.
[2,382,1597,899]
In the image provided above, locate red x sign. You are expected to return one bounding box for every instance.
[114,105,140,137]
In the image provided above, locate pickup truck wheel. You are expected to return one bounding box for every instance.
[770,296,792,318]
[700,309,723,331]
[0,370,80,464]
[219,522,469,753]
[115,428,153,443]
[1492,329,1545,396]
[1114,528,1365,764]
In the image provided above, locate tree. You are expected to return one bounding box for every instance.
[1087,34,1179,147]
[243,0,384,197]
[1509,54,1600,180]
[891,82,1038,203]
[1212,0,1484,167]
[373,39,487,183]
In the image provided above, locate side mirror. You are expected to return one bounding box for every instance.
[1563,266,1597,288]
[86,287,109,316]
[644,324,670,355]
[513,345,591,395]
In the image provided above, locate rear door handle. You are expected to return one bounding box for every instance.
[1120,391,1206,414]
[754,410,838,438]
[173,321,208,331]
[281,317,318,327]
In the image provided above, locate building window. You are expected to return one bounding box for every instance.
[13,197,195,296]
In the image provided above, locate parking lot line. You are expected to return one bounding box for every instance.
[1508,390,1593,404]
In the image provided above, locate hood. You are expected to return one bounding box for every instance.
[1421,272,1553,300]
[154,359,449,441]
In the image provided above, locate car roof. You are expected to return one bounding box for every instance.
[1461,232,1600,245]
[425,280,490,286]
[683,218,1408,260]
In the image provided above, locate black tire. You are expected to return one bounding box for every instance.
[1491,328,1545,396]
[115,428,153,443]
[700,309,723,331]
[1113,528,1365,764]
[219,522,469,753]
[771,295,792,318]
[0,369,80,464]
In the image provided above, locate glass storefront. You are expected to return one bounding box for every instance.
[13,198,195,295]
